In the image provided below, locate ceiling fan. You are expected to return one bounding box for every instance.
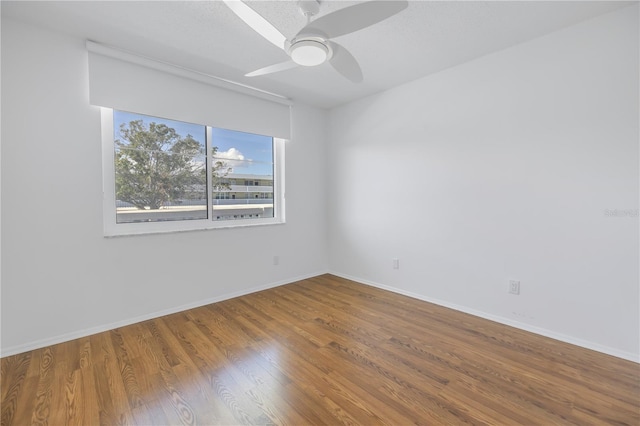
[223,0,408,83]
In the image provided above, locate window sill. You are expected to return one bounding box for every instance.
[103,218,286,238]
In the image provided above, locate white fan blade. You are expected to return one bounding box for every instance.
[297,0,408,39]
[223,0,288,50]
[246,60,299,77]
[328,42,363,83]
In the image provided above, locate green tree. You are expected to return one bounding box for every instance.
[115,120,230,210]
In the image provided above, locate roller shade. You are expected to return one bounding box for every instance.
[87,41,291,139]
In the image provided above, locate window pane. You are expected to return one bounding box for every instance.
[114,111,207,223]
[211,128,274,221]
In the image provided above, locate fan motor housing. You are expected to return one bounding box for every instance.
[289,38,332,66]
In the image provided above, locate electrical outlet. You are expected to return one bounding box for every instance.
[509,280,520,295]
[512,311,534,320]
[273,255,279,266]
[393,258,400,269]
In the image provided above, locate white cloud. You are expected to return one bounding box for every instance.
[215,148,251,170]
[216,148,245,161]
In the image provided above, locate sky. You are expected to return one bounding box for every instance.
[212,128,273,176]
[114,110,273,176]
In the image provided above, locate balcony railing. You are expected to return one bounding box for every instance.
[212,199,273,205]
[116,202,274,223]
[226,185,274,193]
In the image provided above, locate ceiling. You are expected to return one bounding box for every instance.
[2,0,635,109]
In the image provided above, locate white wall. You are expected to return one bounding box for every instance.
[0,18,328,355]
[2,5,638,363]
[328,6,639,361]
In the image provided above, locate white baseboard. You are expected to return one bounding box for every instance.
[1,271,327,358]
[329,271,640,364]
[5,270,637,364]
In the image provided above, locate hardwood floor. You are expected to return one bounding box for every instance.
[2,274,639,425]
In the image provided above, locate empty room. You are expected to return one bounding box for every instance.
[1,0,639,424]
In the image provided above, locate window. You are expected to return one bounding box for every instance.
[102,109,285,236]
[210,128,275,222]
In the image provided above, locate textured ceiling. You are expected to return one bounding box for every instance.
[2,1,635,109]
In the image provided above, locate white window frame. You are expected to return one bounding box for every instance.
[101,108,285,237]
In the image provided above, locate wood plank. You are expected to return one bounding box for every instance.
[1,352,32,426]
[88,332,132,426]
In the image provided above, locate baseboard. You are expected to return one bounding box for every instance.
[5,270,637,363]
[1,270,327,358]
[329,271,640,363]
